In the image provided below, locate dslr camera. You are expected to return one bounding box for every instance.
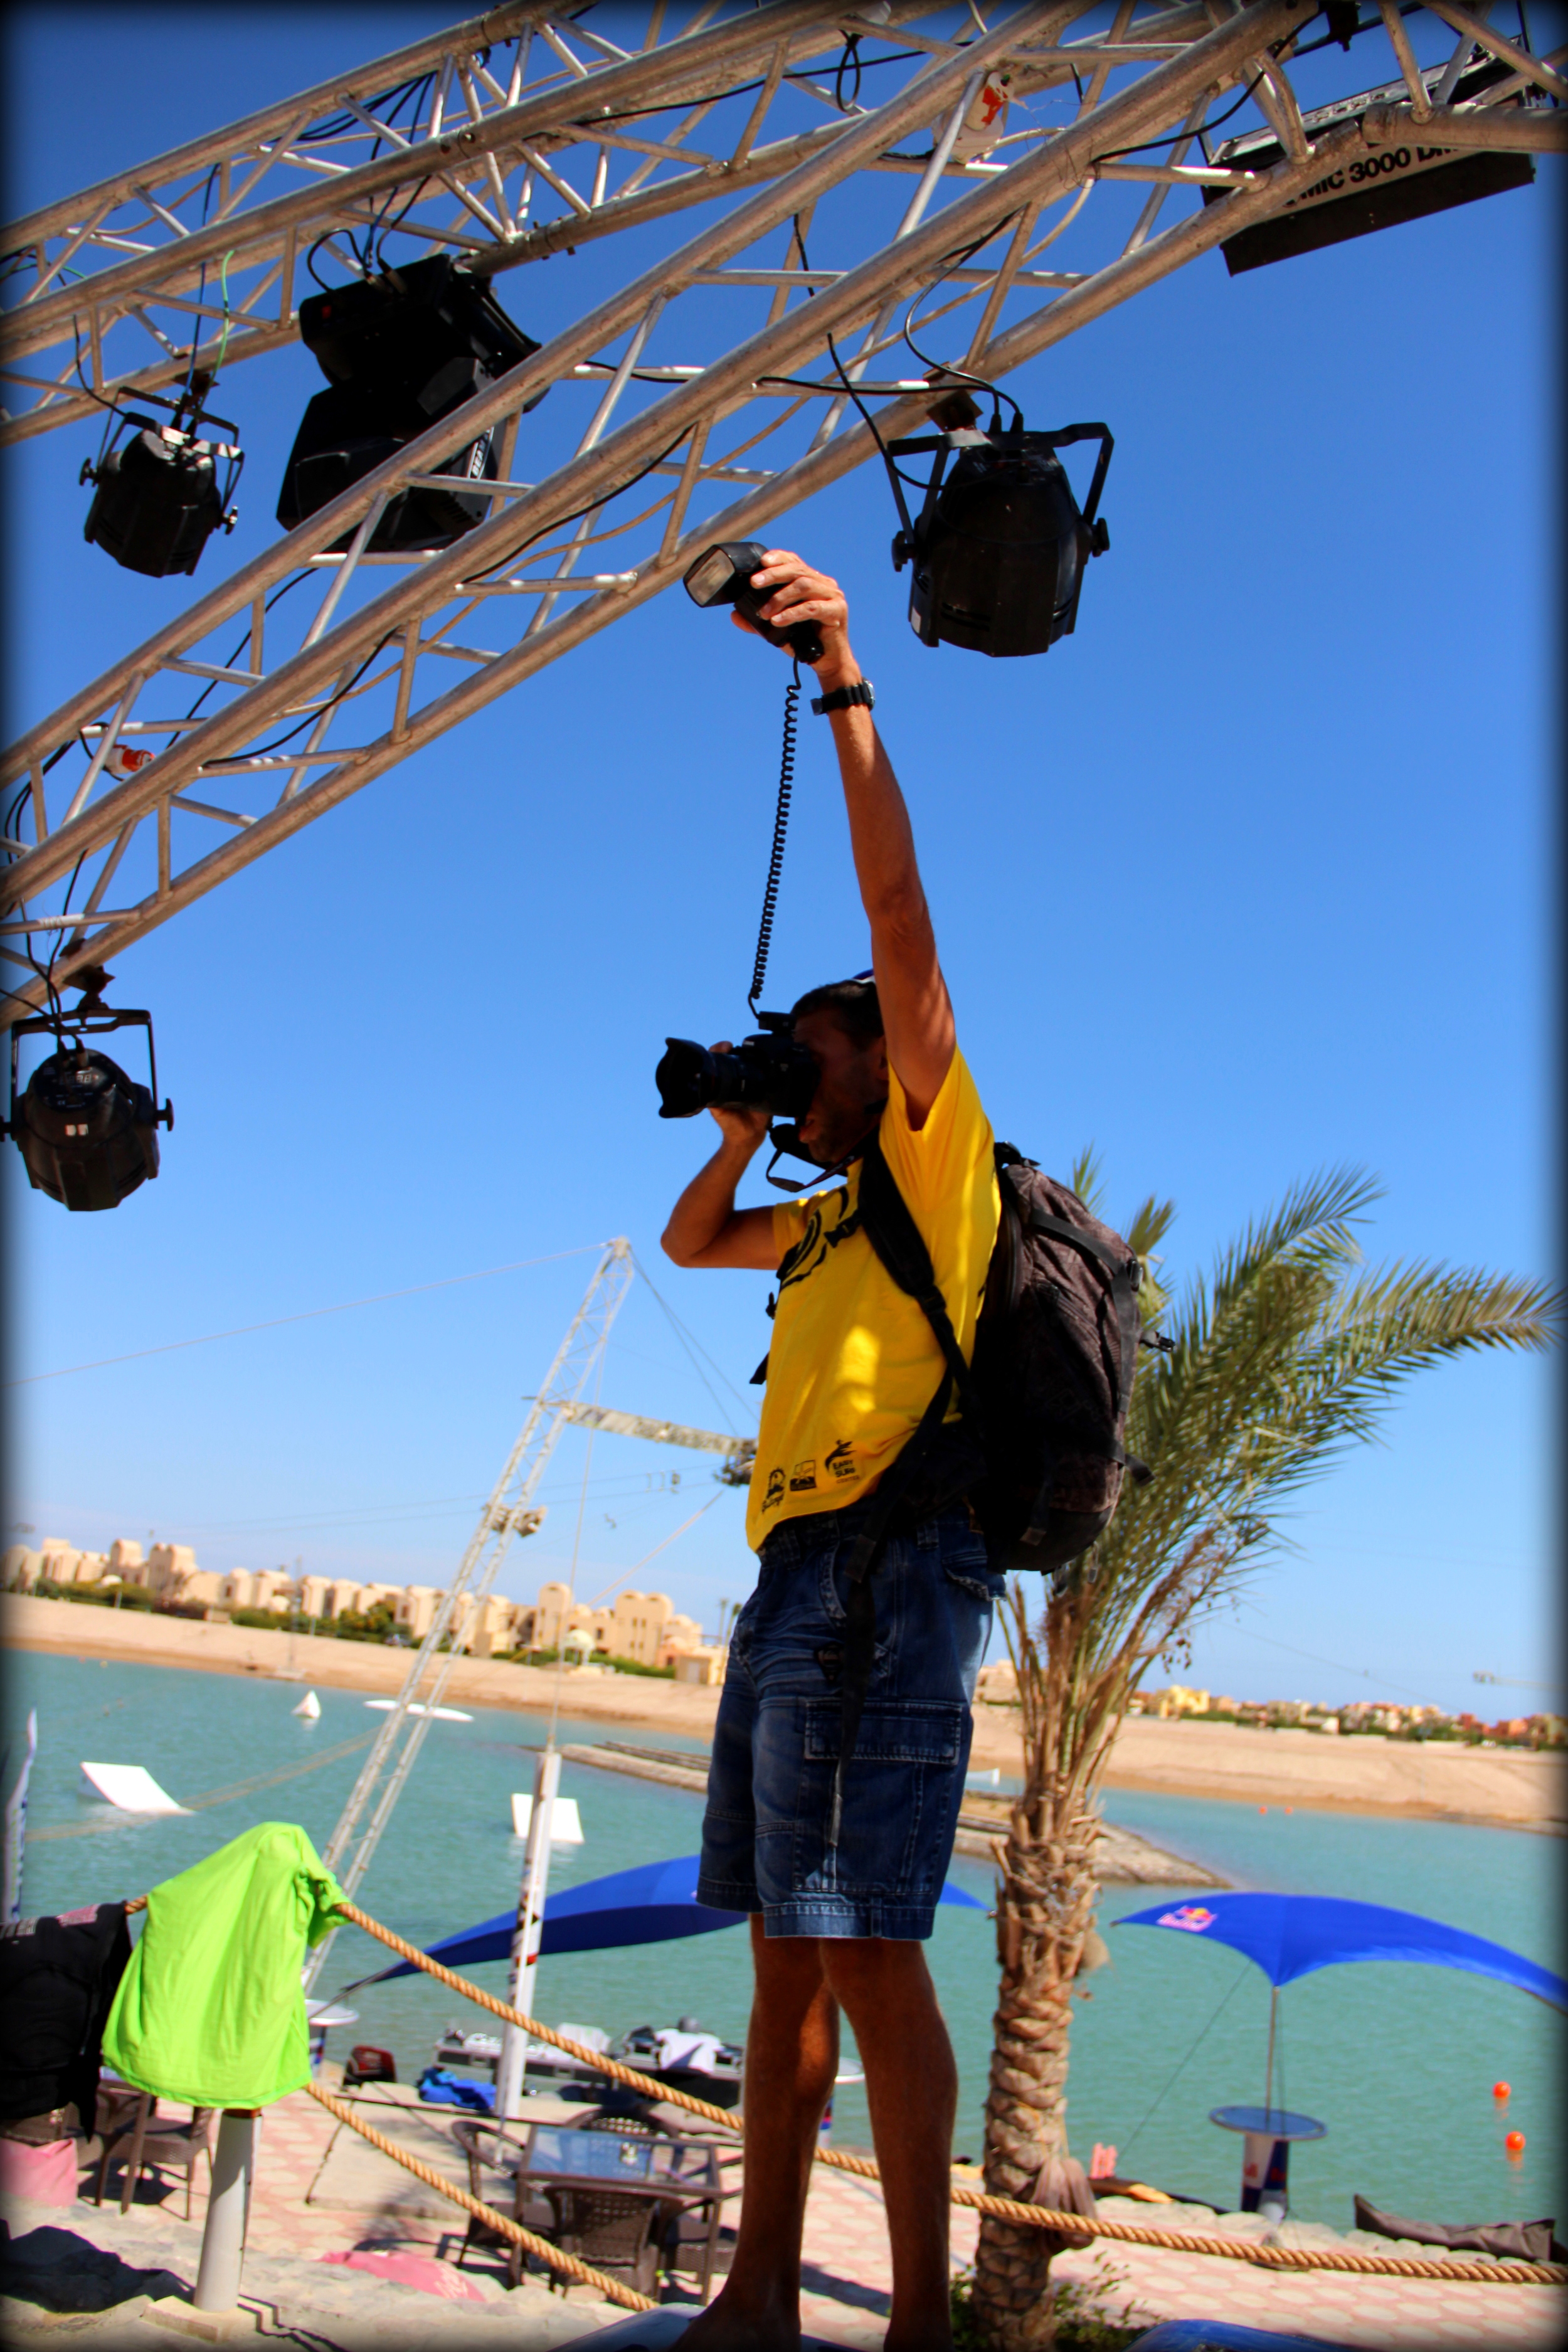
[655,1012,817,1124]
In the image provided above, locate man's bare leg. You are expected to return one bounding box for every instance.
[682,1917,838,2349]
[824,1939,957,2351]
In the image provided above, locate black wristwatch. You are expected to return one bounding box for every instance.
[810,679,876,716]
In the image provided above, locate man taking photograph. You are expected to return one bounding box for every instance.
[663,549,1000,2350]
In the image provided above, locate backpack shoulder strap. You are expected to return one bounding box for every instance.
[857,1134,978,1414]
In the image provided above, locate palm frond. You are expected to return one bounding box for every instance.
[1069,1143,1106,1216]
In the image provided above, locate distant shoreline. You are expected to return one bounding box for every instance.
[7,1593,1562,1833]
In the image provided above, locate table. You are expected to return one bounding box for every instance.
[305,2001,358,2073]
[1209,2104,1326,2220]
[521,2124,726,2299]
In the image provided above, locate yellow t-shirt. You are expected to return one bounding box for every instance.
[746,1048,999,1552]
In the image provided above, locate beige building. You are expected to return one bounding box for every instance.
[146,1543,200,1598]
[655,1614,705,1670]
[3,1546,42,1591]
[296,1575,333,1620]
[532,1581,608,1654]
[1149,1684,1210,1719]
[37,1539,109,1585]
[220,1569,259,1610]
[670,1646,726,1686]
[108,1538,147,1584]
[976,1660,1019,1703]
[451,1591,513,1656]
[607,1590,678,1668]
[395,1584,445,1641]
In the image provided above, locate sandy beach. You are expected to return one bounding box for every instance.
[8,1592,1562,1831]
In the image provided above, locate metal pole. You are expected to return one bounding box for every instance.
[494,1744,560,2119]
[193,2109,257,2312]
[1263,1983,1278,2123]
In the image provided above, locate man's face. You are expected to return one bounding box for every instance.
[792,1007,887,1166]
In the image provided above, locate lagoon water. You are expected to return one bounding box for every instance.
[6,1651,1562,2233]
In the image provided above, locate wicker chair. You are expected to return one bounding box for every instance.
[449,2117,556,2287]
[545,2183,662,2298]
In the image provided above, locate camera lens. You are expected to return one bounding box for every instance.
[655,1039,717,1119]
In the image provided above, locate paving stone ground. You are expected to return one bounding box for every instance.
[7,2087,1562,2349]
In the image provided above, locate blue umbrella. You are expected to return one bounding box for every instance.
[357,1854,985,1984]
[1115,1892,1567,2008]
[1115,1891,1566,2125]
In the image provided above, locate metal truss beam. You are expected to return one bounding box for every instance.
[300,1235,633,1985]
[4,0,1560,1025]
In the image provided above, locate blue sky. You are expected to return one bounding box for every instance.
[2,4,1559,1722]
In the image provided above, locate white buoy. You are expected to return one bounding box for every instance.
[292,1690,320,1720]
[363,1699,472,1721]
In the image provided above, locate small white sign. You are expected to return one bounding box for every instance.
[511,1792,584,1844]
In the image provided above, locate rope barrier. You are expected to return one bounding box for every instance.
[332,1899,1568,2289]
[304,2082,657,2312]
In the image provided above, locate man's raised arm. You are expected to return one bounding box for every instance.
[741,551,955,1128]
[660,1083,778,1269]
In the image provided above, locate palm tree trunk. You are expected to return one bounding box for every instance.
[974,1586,1113,2346]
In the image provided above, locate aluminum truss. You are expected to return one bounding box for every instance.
[3,0,1561,1026]
[300,1233,633,1988]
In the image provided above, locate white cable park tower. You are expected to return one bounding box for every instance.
[302,1234,635,1988]
[4,1,1561,1025]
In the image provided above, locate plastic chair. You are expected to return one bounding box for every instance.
[95,2093,216,2218]
[342,2044,397,2087]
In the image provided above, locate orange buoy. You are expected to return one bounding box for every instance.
[1258,1804,1268,1814]
[1505,2131,1526,2159]
[1285,1806,1294,1814]
[1493,2082,1512,2104]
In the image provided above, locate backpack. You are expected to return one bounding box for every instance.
[857,1135,1158,1575]
[818,1134,1165,1846]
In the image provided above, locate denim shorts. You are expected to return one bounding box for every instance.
[696,1500,1005,1940]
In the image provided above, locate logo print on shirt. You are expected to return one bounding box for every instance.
[776,1189,862,1299]
[789,1459,818,1493]
[825,1438,856,1482]
[762,1468,787,1513]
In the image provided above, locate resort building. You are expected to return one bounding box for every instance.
[395,1584,445,1641]
[607,1589,678,1668]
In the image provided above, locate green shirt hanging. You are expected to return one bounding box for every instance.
[103,1821,348,2109]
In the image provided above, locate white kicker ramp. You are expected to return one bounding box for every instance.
[79,1762,190,1814]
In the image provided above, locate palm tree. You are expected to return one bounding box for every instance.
[971,1164,1559,2348]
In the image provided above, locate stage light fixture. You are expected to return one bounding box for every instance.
[277,254,543,552]
[887,415,1113,657]
[1202,54,1535,273]
[3,968,172,1212]
[81,372,241,580]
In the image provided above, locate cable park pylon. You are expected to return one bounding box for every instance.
[299,1235,756,1989]
[302,1234,637,1990]
[3,0,1562,1026]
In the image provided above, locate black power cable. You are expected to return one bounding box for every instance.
[747,660,800,1019]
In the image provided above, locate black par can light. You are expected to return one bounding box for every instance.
[82,376,242,580]
[682,541,825,665]
[887,420,1113,657]
[3,972,172,1212]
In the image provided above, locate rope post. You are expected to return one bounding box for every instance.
[193,2109,257,2312]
